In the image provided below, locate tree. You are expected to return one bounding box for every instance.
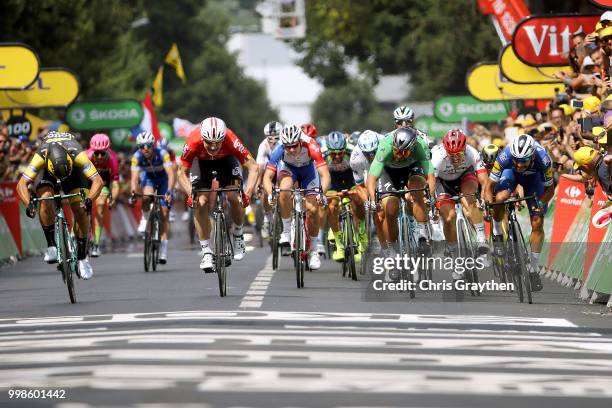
[311,79,388,135]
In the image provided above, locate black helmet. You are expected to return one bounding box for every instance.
[46,143,73,180]
[392,127,418,151]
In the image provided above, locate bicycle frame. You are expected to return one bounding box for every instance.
[330,189,359,281]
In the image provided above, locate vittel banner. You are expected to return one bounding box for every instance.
[512,14,599,66]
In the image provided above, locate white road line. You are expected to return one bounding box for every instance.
[239,256,274,309]
[127,253,144,258]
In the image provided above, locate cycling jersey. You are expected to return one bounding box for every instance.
[131,147,173,178]
[266,134,326,172]
[368,134,433,177]
[181,127,253,169]
[22,133,98,182]
[490,144,554,187]
[431,144,486,181]
[87,148,119,185]
[256,139,276,167]
[349,146,370,185]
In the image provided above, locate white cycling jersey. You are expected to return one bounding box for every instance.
[431,144,485,181]
[349,146,370,185]
[256,139,276,167]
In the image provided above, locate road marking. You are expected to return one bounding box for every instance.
[239,256,273,309]
[127,253,144,258]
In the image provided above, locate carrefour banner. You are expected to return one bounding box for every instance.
[434,95,507,123]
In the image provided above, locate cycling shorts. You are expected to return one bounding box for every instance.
[38,168,90,204]
[329,168,356,192]
[192,156,242,190]
[278,160,320,194]
[377,163,425,197]
[495,168,548,217]
[140,172,170,208]
[435,172,478,208]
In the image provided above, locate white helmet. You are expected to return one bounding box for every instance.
[200,117,226,142]
[264,121,283,137]
[136,131,154,146]
[357,130,381,154]
[393,105,414,122]
[510,133,536,160]
[280,124,302,145]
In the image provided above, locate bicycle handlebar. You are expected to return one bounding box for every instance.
[434,192,480,203]
[485,195,536,208]
[32,189,85,203]
[193,186,242,194]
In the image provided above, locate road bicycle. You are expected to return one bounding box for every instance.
[327,189,359,281]
[486,195,537,304]
[269,188,282,270]
[31,186,87,304]
[132,192,166,272]
[194,173,241,297]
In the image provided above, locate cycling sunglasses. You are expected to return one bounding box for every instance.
[93,150,107,157]
[392,146,411,157]
[138,142,154,150]
[284,143,300,150]
[512,157,532,165]
[395,119,412,126]
[328,149,345,155]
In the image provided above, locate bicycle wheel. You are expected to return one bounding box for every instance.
[143,222,152,272]
[513,222,533,304]
[457,219,476,297]
[360,209,371,276]
[188,209,195,246]
[398,214,415,298]
[215,213,227,297]
[507,227,524,303]
[271,204,280,270]
[58,221,76,304]
[294,212,304,288]
[345,213,358,281]
[151,215,160,272]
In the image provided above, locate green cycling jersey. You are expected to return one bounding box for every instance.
[368,134,433,177]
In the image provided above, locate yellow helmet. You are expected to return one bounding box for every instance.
[573,146,598,169]
[481,144,500,167]
[45,143,73,180]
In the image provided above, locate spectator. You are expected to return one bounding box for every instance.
[0,124,12,180]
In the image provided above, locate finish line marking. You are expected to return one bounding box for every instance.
[239,255,274,308]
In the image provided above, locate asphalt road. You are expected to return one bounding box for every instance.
[0,219,611,407]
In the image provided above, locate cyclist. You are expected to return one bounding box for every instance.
[484,134,554,292]
[262,124,331,270]
[564,146,612,199]
[350,130,385,248]
[481,144,501,173]
[366,127,435,257]
[130,131,175,265]
[302,122,328,254]
[87,133,120,257]
[393,105,433,147]
[16,131,103,279]
[178,117,258,271]
[256,121,283,238]
[322,130,364,262]
[349,131,361,146]
[431,129,489,270]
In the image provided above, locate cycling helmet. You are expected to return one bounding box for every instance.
[301,123,317,138]
[357,130,381,154]
[392,127,418,151]
[442,129,467,153]
[481,144,500,167]
[136,131,155,146]
[327,131,346,150]
[393,105,414,122]
[510,133,536,160]
[264,121,283,137]
[280,124,303,145]
[200,117,226,142]
[349,131,361,145]
[46,143,73,180]
[90,133,111,151]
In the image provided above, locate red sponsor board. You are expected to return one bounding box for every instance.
[588,0,612,8]
[477,0,530,42]
[512,14,599,66]
[0,181,22,254]
[548,178,585,265]
[583,186,609,280]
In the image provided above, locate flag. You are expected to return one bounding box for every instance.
[152,66,164,107]
[164,43,186,83]
[140,92,161,141]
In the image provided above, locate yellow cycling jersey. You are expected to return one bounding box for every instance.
[22,134,98,181]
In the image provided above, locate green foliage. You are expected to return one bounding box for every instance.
[311,79,388,135]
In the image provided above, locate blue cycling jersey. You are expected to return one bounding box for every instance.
[131,147,173,179]
[490,144,554,187]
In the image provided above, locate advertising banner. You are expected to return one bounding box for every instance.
[466,63,562,101]
[434,95,507,123]
[512,14,599,66]
[548,178,585,264]
[583,186,609,280]
[0,43,40,89]
[413,116,461,138]
[0,181,22,255]
[477,0,530,43]
[66,100,144,130]
[587,0,612,8]
[0,68,79,108]
[499,45,566,84]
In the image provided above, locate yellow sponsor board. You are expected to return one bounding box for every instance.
[1,110,50,141]
[0,43,40,89]
[466,63,562,101]
[499,45,567,84]
[0,68,79,108]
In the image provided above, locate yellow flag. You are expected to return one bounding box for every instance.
[152,66,164,106]
[164,43,186,83]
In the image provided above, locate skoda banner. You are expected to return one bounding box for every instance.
[466,63,561,101]
[499,45,566,84]
[414,116,461,138]
[67,100,144,130]
[434,95,507,123]
[512,14,599,66]
[0,43,40,89]
[0,68,79,108]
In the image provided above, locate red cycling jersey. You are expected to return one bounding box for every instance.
[180,127,253,169]
[86,148,119,182]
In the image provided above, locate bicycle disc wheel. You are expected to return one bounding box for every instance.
[59,222,76,304]
[215,214,227,297]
